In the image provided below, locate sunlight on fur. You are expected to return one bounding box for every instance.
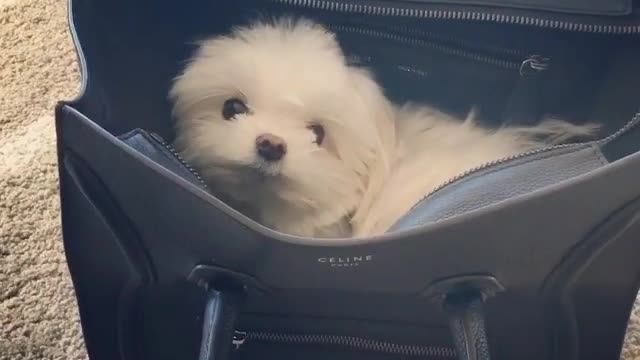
[169,17,599,238]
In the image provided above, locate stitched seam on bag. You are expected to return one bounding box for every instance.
[590,143,609,166]
[138,131,182,162]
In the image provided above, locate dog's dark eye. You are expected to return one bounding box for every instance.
[222,98,248,120]
[308,124,325,145]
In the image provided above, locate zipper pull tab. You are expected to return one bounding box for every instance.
[232,331,247,350]
[503,55,550,126]
[519,55,550,77]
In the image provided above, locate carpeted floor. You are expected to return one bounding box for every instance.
[0,0,639,359]
[0,0,84,358]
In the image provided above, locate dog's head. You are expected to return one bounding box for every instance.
[169,18,394,233]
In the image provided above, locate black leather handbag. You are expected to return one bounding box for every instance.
[56,0,640,359]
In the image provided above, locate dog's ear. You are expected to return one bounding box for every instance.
[346,67,396,231]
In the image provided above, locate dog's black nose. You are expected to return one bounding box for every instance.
[256,133,287,161]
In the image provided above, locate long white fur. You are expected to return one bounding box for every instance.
[169,17,597,238]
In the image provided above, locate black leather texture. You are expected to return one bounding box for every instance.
[391,143,609,231]
[446,295,491,360]
[118,129,206,190]
[199,290,240,360]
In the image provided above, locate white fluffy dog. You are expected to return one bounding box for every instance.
[170,18,395,238]
[169,18,596,238]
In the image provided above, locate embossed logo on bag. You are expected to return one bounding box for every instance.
[317,255,373,268]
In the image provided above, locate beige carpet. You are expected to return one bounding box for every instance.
[0,0,639,359]
[0,0,84,359]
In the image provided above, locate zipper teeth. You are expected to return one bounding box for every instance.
[149,133,210,190]
[389,25,527,57]
[241,331,457,358]
[332,24,520,69]
[272,0,640,34]
[347,53,431,77]
[412,111,640,208]
[347,22,529,58]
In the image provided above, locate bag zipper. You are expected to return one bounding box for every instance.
[406,111,640,212]
[271,0,640,34]
[232,330,457,358]
[332,24,550,75]
[364,23,530,58]
[148,132,210,190]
